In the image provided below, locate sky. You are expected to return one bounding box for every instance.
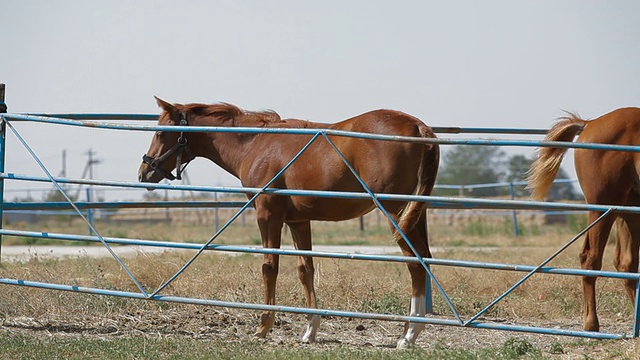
[1,1,640,201]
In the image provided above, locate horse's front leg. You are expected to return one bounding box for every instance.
[254,204,285,338]
[288,220,320,343]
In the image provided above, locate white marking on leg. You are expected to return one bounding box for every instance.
[397,294,426,348]
[302,315,321,343]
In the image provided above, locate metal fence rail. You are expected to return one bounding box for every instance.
[9,112,640,153]
[2,100,640,340]
[3,228,638,280]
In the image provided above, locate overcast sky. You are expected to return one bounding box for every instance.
[1,1,640,200]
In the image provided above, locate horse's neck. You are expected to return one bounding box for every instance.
[200,131,251,179]
[195,113,292,179]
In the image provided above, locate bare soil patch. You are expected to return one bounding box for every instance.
[1,307,639,358]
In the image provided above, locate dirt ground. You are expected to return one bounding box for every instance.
[2,306,639,358]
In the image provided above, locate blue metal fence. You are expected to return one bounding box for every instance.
[1,99,640,340]
[1,178,577,236]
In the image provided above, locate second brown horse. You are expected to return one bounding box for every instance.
[138,97,440,348]
[528,107,640,333]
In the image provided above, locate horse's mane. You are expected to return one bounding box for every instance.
[184,102,282,126]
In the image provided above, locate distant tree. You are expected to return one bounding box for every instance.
[503,154,534,198]
[11,194,36,203]
[505,154,532,183]
[434,147,582,200]
[503,152,581,200]
[434,145,506,197]
[43,188,76,202]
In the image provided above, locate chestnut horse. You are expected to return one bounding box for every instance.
[527,107,640,332]
[138,97,440,348]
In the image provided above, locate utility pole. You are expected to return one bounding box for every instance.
[56,149,68,194]
[86,148,100,181]
[75,149,102,200]
[0,83,6,261]
[83,149,101,233]
[61,149,67,178]
[85,148,101,205]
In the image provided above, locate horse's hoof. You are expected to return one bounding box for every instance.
[301,315,320,343]
[584,320,600,332]
[396,337,414,349]
[301,334,316,343]
[253,330,268,339]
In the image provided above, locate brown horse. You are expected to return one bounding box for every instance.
[138,97,440,347]
[527,107,640,332]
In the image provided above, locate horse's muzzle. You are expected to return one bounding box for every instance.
[138,163,161,190]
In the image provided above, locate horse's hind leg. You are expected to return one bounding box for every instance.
[288,220,321,343]
[580,210,617,332]
[613,194,640,305]
[393,212,431,348]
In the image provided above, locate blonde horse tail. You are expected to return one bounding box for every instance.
[394,124,440,243]
[526,113,588,200]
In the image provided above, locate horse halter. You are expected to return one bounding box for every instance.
[142,112,193,181]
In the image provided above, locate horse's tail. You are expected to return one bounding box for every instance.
[526,113,588,200]
[394,124,440,243]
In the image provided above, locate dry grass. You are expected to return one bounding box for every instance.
[2,212,640,357]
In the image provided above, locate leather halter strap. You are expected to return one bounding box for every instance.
[142,112,193,181]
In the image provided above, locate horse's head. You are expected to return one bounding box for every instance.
[138,97,196,185]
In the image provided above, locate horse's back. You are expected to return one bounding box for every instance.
[280,109,427,134]
[250,109,438,222]
[327,109,435,190]
[575,107,640,203]
[331,109,428,135]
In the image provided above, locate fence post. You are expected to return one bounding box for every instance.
[634,261,640,337]
[85,188,94,235]
[214,192,219,232]
[0,83,6,262]
[425,266,433,313]
[509,182,519,237]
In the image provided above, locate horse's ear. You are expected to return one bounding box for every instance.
[154,96,174,112]
[154,96,180,123]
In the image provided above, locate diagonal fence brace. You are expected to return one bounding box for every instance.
[320,132,463,324]
[5,120,149,297]
[463,208,614,326]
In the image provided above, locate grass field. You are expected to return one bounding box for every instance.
[2,210,640,358]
